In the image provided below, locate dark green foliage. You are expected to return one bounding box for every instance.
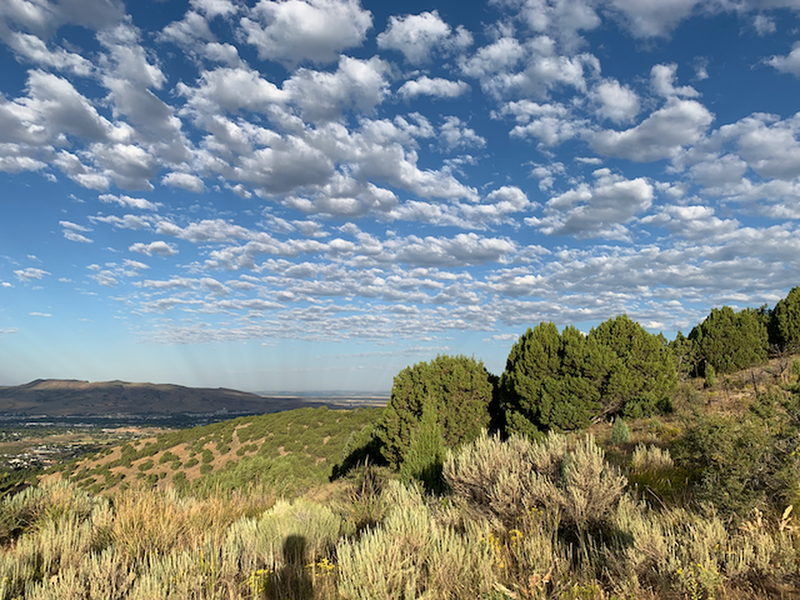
[201,449,214,464]
[669,331,694,376]
[376,354,494,468]
[501,317,676,435]
[398,404,446,494]
[158,451,178,465]
[772,286,800,351]
[137,460,154,472]
[589,315,678,418]
[501,323,611,434]
[184,457,199,468]
[703,363,716,388]
[688,306,768,375]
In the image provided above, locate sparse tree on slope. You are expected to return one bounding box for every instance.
[376,354,494,469]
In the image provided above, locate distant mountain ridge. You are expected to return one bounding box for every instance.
[0,379,382,416]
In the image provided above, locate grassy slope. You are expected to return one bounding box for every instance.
[47,406,383,495]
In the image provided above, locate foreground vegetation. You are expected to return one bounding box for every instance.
[1,424,799,599]
[2,288,800,598]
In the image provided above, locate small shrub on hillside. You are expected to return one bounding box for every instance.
[611,417,631,444]
[673,411,800,518]
[444,431,626,534]
[136,460,154,472]
[398,403,446,494]
[184,457,199,469]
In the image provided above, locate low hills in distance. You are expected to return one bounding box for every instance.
[0,379,388,416]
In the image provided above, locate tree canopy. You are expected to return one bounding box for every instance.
[688,306,768,375]
[501,316,677,436]
[772,286,800,352]
[375,354,494,468]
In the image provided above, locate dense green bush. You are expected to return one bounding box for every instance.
[500,323,611,434]
[376,354,494,468]
[688,306,768,375]
[772,286,800,351]
[501,316,676,435]
[589,314,677,418]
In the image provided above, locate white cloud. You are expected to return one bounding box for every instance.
[29,312,52,317]
[162,172,206,193]
[651,63,699,98]
[61,220,94,243]
[496,0,601,49]
[591,99,714,162]
[591,79,640,124]
[90,214,153,230]
[191,0,238,18]
[377,10,471,64]
[240,0,373,65]
[15,267,49,282]
[439,116,486,150]
[606,0,703,38]
[283,55,390,122]
[526,171,654,239]
[461,35,598,100]
[7,32,93,75]
[753,15,776,36]
[398,76,470,100]
[129,241,179,257]
[0,327,18,333]
[767,42,800,77]
[99,193,159,211]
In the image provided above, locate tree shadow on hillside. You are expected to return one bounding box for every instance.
[267,535,313,600]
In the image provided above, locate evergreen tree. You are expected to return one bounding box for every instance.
[501,323,614,434]
[398,402,446,493]
[589,315,678,418]
[688,306,768,375]
[376,355,493,468]
[772,286,800,352]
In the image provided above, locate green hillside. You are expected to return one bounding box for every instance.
[49,406,383,496]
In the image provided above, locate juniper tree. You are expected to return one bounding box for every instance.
[376,354,494,468]
[688,306,768,375]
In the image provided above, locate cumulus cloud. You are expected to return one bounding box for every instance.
[606,0,703,38]
[398,76,470,100]
[377,10,471,64]
[526,170,654,239]
[591,99,714,162]
[162,172,206,192]
[591,79,640,124]
[651,63,699,98]
[283,55,390,122]
[240,0,373,65]
[766,43,800,77]
[129,241,179,257]
[99,193,159,210]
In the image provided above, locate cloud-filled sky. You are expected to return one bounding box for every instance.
[2,0,800,392]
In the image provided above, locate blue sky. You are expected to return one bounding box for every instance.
[2,0,800,393]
